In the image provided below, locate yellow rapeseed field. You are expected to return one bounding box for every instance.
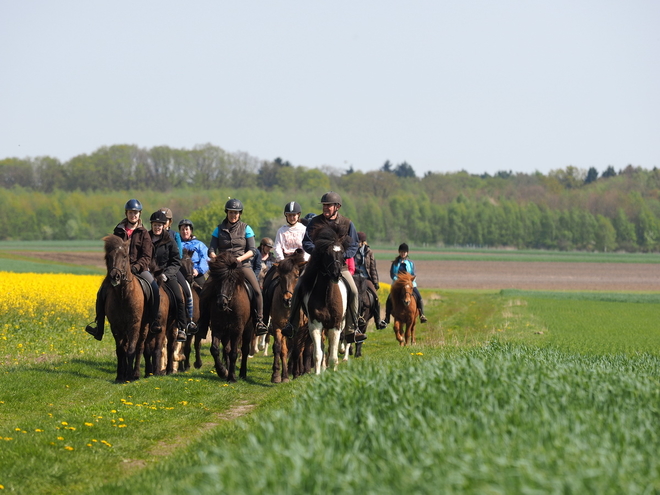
[0,272,103,362]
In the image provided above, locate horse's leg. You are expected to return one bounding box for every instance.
[210,333,228,379]
[239,326,251,381]
[280,335,290,382]
[355,342,363,358]
[393,320,404,345]
[182,336,192,371]
[309,322,323,374]
[194,333,204,369]
[115,338,127,382]
[327,329,341,371]
[410,320,417,345]
[271,331,283,383]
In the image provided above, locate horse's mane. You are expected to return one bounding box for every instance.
[392,271,415,291]
[308,225,350,267]
[277,249,306,275]
[104,235,124,254]
[208,251,245,288]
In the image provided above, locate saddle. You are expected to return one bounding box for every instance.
[135,274,156,305]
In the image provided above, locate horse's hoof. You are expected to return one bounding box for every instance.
[271,375,281,384]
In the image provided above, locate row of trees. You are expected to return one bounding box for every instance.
[1,182,659,252]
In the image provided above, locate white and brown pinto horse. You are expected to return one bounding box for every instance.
[300,226,350,374]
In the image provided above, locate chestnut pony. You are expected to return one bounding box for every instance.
[390,271,418,346]
[102,235,149,382]
[268,249,307,383]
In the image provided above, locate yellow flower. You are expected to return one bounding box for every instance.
[57,436,64,441]
[84,423,94,427]
[64,446,74,451]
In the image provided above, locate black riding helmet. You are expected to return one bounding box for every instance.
[124,198,143,211]
[179,219,194,230]
[284,201,302,214]
[149,210,168,224]
[320,191,342,206]
[225,198,244,213]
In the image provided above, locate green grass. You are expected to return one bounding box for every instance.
[0,240,103,251]
[3,284,660,493]
[0,251,103,275]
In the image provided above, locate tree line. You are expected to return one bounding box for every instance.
[1,144,659,252]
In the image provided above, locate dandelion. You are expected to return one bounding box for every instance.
[35,429,44,433]
[57,436,64,441]
[61,422,68,426]
[84,423,94,427]
[64,446,74,451]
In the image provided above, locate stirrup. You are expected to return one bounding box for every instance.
[420,315,428,323]
[281,322,295,338]
[376,320,387,330]
[176,328,187,342]
[255,320,268,336]
[186,321,198,335]
[357,315,367,326]
[345,330,367,344]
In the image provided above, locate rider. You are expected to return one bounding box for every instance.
[262,201,309,325]
[148,210,188,342]
[160,208,196,334]
[354,231,388,330]
[384,243,428,324]
[178,219,209,288]
[252,237,276,285]
[281,192,366,344]
[206,199,268,336]
[85,199,160,341]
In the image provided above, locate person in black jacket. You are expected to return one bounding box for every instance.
[149,211,188,342]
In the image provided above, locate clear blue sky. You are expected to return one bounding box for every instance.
[1,1,658,176]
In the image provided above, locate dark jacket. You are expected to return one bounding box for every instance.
[151,232,181,280]
[209,219,257,265]
[113,219,152,273]
[355,243,379,286]
[302,213,359,259]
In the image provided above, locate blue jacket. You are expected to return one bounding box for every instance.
[390,257,417,288]
[168,229,183,258]
[181,236,209,276]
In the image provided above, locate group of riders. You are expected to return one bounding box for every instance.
[85,192,427,345]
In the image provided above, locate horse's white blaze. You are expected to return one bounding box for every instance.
[332,245,341,252]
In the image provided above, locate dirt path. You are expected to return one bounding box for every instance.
[17,251,660,291]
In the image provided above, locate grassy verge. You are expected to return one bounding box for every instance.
[2,282,660,493]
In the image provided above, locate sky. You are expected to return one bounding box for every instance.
[1,1,658,177]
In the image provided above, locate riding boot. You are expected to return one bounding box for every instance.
[413,287,427,323]
[383,294,392,324]
[85,285,106,341]
[371,289,387,329]
[150,280,162,334]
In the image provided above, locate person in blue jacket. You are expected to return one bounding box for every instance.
[178,218,209,288]
[384,243,427,324]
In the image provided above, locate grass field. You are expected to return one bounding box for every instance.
[1,251,659,494]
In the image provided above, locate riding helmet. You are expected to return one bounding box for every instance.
[149,210,168,224]
[284,201,302,215]
[159,207,173,220]
[179,219,194,230]
[320,191,342,206]
[398,243,409,252]
[261,237,274,248]
[225,198,244,212]
[124,198,143,212]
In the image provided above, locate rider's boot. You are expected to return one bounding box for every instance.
[255,317,269,336]
[85,286,106,341]
[372,291,387,329]
[419,311,428,324]
[149,280,162,334]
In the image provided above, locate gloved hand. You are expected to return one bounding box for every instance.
[131,265,140,275]
[160,274,168,282]
[375,283,380,291]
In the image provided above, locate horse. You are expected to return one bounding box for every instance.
[180,250,204,371]
[142,276,171,377]
[101,235,150,382]
[205,252,253,382]
[267,250,307,383]
[301,225,350,374]
[348,274,378,358]
[390,271,418,346]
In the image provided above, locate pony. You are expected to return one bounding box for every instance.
[205,252,253,382]
[101,235,150,382]
[390,271,418,346]
[268,250,307,383]
[301,225,351,374]
[142,278,170,376]
[348,274,378,358]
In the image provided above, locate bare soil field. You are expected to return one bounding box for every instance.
[17,251,660,291]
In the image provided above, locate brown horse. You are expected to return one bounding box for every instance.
[390,272,418,346]
[205,252,253,382]
[268,250,307,383]
[102,235,149,382]
[143,280,171,376]
[301,226,350,374]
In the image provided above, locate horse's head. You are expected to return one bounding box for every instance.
[277,250,306,308]
[208,252,245,312]
[104,235,131,286]
[310,227,349,283]
[395,272,416,307]
[181,248,195,284]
